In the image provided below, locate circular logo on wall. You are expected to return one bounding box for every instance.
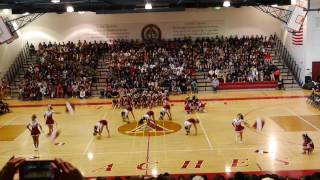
[141,24,162,41]
[118,120,181,137]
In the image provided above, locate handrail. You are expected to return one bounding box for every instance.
[273,35,301,86]
[3,42,31,91]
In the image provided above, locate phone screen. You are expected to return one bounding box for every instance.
[19,161,55,180]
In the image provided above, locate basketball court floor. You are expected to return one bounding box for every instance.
[0,89,319,178]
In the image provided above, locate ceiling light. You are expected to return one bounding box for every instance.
[2,9,10,14]
[214,6,221,10]
[78,11,85,14]
[23,12,30,16]
[51,0,60,3]
[223,1,231,7]
[291,0,297,5]
[145,3,152,10]
[66,6,74,13]
[271,4,278,7]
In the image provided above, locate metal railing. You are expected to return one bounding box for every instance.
[3,42,30,86]
[274,35,302,86]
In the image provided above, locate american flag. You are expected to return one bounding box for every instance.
[292,24,303,45]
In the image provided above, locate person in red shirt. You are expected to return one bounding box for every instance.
[184,118,199,135]
[93,119,110,138]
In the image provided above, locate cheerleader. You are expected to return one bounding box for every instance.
[44,105,55,136]
[302,134,314,155]
[197,100,206,113]
[121,106,135,123]
[27,114,42,150]
[146,110,155,121]
[159,103,172,120]
[232,113,245,143]
[93,120,110,138]
[184,118,199,135]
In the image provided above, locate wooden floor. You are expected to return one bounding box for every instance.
[1,89,319,178]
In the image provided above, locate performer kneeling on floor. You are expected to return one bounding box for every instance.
[232,113,246,143]
[302,133,314,155]
[184,118,199,135]
[93,120,110,138]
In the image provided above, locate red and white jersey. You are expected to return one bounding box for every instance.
[198,101,206,108]
[187,118,197,124]
[44,110,53,119]
[184,118,197,127]
[99,119,108,126]
[28,120,41,135]
[126,106,133,112]
[163,104,170,110]
[143,114,151,120]
[96,119,108,132]
[147,111,154,116]
[232,118,244,131]
[185,103,191,111]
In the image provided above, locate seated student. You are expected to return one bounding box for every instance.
[0,101,10,114]
[212,77,219,92]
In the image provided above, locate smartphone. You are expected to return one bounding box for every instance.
[19,160,56,180]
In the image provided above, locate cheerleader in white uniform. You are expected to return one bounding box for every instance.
[44,105,55,136]
[232,113,245,143]
[27,114,42,150]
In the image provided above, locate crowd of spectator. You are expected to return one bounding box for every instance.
[19,41,108,100]
[16,35,281,100]
[201,35,279,83]
[100,39,196,98]
[111,89,169,109]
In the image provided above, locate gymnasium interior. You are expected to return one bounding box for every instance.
[0,0,320,179]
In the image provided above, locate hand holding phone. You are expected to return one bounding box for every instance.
[0,156,25,180]
[19,160,55,180]
[51,159,83,180]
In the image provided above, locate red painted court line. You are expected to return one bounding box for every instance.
[8,95,308,108]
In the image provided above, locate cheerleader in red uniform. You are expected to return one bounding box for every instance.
[146,110,155,121]
[44,105,55,135]
[197,100,206,113]
[93,120,110,138]
[27,114,43,150]
[184,118,199,135]
[159,103,172,120]
[302,134,314,154]
[232,113,245,143]
[121,106,135,123]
